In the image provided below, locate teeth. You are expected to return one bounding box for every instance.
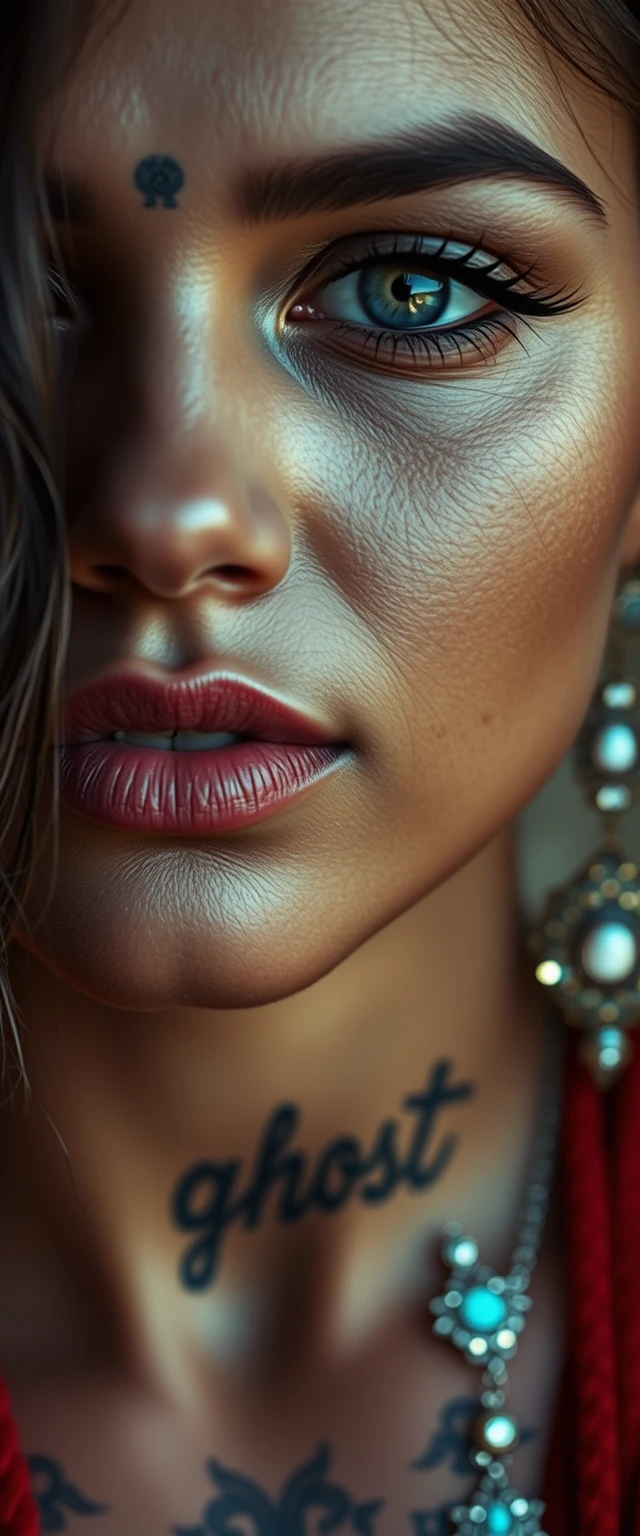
[113,730,241,751]
[173,731,240,751]
[113,731,175,749]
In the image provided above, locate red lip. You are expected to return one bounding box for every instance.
[58,668,349,835]
[62,669,338,745]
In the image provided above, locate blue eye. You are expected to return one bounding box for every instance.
[317,261,482,332]
[287,234,587,372]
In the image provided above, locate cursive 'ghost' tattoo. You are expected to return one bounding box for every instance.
[170,1060,475,1291]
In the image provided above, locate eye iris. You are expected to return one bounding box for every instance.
[359,263,447,329]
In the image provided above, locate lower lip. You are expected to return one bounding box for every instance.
[59,738,347,834]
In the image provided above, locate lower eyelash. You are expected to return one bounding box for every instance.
[326,312,527,368]
[288,233,588,369]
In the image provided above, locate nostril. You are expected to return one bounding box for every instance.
[90,563,266,594]
[213,565,262,586]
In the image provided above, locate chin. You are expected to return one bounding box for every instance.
[10,923,357,1011]
[7,814,390,1014]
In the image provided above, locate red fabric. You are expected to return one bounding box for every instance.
[612,1035,640,1531]
[0,1376,37,1534]
[0,1028,639,1534]
[541,1033,640,1536]
[562,1045,620,1534]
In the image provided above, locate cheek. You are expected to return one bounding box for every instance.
[300,330,638,837]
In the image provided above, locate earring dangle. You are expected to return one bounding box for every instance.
[527,574,640,1089]
[423,581,640,1534]
[422,586,640,1529]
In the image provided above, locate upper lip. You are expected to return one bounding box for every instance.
[62,669,341,746]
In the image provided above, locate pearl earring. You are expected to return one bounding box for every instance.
[528,577,640,1088]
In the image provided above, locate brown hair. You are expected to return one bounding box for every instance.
[0,0,639,1097]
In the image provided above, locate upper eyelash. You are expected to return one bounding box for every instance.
[315,232,587,320]
[45,235,588,354]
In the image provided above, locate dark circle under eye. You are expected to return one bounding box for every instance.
[359,263,448,329]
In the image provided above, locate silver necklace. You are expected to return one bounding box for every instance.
[428,1012,564,1536]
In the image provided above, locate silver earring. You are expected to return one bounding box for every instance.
[528,575,640,1088]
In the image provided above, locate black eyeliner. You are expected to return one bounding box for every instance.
[317,231,587,319]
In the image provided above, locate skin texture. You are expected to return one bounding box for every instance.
[1,0,640,1528]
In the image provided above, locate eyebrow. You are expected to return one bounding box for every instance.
[236,114,608,227]
[43,112,608,230]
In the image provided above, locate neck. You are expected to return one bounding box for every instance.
[1,823,549,1410]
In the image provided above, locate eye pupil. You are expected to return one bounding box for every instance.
[390,270,441,313]
[361,263,447,329]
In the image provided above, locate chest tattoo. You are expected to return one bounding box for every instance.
[26,1453,109,1530]
[171,1442,384,1536]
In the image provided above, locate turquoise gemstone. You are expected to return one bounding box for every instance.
[487,1504,513,1534]
[459,1285,508,1332]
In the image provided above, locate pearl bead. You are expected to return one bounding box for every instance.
[597,1027,627,1069]
[536,960,562,987]
[596,785,632,811]
[602,681,636,710]
[495,1328,517,1350]
[580,921,638,984]
[473,1410,520,1455]
[447,1236,479,1268]
[591,722,638,774]
[459,1286,508,1332]
[484,1415,518,1450]
[579,1025,633,1088]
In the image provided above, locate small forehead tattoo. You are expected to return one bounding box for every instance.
[133,154,185,208]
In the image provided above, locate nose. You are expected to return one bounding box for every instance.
[67,409,293,605]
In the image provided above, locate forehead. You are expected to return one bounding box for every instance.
[43,0,596,171]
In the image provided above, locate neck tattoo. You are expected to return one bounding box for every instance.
[170,1059,475,1291]
[168,1028,561,1536]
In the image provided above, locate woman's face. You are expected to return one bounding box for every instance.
[16,0,640,1009]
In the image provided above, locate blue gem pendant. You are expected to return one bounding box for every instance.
[450,1462,547,1535]
[431,1227,532,1368]
[428,1017,563,1536]
[430,1224,549,1535]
